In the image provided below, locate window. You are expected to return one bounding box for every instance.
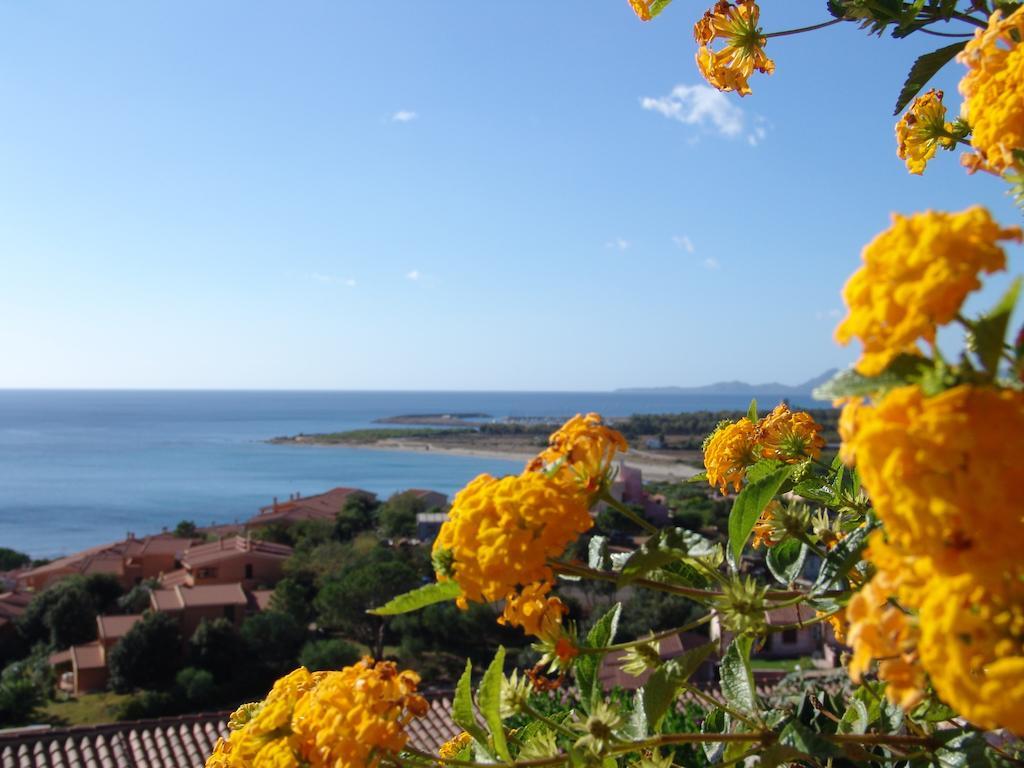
[224,605,236,622]
[197,567,218,579]
[244,563,253,579]
[782,628,799,645]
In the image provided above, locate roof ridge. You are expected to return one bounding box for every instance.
[0,710,233,745]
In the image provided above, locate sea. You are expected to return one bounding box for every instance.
[0,390,820,559]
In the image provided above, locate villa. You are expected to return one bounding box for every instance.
[245,487,377,528]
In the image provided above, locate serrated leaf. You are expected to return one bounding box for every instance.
[778,720,842,758]
[745,458,783,485]
[720,636,757,714]
[642,642,716,730]
[812,355,932,401]
[972,276,1021,377]
[575,603,621,712]
[793,478,834,505]
[766,539,808,584]
[620,528,717,583]
[588,535,610,570]
[728,465,793,567]
[453,659,489,749]
[933,731,996,767]
[893,41,967,115]
[369,580,461,615]
[478,647,509,761]
[624,689,647,740]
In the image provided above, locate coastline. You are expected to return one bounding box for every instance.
[288,437,703,483]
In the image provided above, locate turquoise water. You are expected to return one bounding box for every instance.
[0,390,815,558]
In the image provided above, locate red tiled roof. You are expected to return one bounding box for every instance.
[183,537,292,567]
[97,614,143,642]
[0,698,467,767]
[70,642,105,670]
[20,534,195,584]
[151,584,249,611]
[249,487,375,526]
[160,568,189,587]
[0,591,32,621]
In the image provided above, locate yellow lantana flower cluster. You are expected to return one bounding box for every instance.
[835,207,1020,376]
[703,404,824,493]
[694,1,774,96]
[438,732,473,760]
[958,5,1024,176]
[434,414,626,645]
[206,660,428,768]
[895,89,955,175]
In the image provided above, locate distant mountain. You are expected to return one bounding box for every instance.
[614,369,838,396]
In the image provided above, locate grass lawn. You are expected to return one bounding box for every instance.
[39,691,132,726]
[750,656,817,673]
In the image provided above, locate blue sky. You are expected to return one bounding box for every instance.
[0,1,1019,390]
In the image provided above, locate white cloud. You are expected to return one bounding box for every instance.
[405,269,421,281]
[605,238,630,251]
[641,84,766,145]
[673,235,695,253]
[310,273,356,287]
[703,257,721,271]
[391,110,418,123]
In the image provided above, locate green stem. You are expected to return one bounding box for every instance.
[599,491,658,534]
[763,18,844,38]
[576,612,715,655]
[681,683,759,729]
[520,701,577,740]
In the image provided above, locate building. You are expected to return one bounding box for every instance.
[710,603,821,660]
[605,463,670,526]
[404,489,448,511]
[160,536,292,590]
[18,534,197,592]
[50,614,144,695]
[415,512,447,542]
[246,487,377,529]
[0,696,466,767]
[150,583,251,638]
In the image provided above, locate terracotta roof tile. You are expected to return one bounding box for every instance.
[183,537,292,567]
[250,487,376,526]
[96,614,143,642]
[69,643,105,670]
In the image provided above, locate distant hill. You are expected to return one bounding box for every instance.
[614,369,838,396]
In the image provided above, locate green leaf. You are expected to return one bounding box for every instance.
[792,478,834,505]
[720,636,757,715]
[588,535,610,570]
[933,731,997,767]
[478,647,510,761]
[575,603,621,711]
[837,696,870,734]
[812,354,932,401]
[971,276,1021,377]
[910,698,957,723]
[766,539,807,584]
[623,689,647,740]
[700,707,726,763]
[746,398,758,422]
[648,0,673,18]
[728,465,793,567]
[453,659,489,749]
[812,520,874,595]
[641,642,716,730]
[893,41,967,115]
[778,720,842,758]
[619,528,717,583]
[368,580,461,615]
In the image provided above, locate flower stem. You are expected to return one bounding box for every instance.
[599,491,659,534]
[575,612,715,655]
[763,18,844,38]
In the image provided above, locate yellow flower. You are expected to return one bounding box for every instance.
[292,659,427,768]
[756,404,825,463]
[751,500,781,549]
[918,571,1024,733]
[703,418,758,493]
[958,6,1024,176]
[694,1,774,96]
[819,610,848,645]
[846,568,926,710]
[439,732,473,759]
[527,413,628,495]
[835,397,864,466]
[628,0,652,21]
[835,207,1020,375]
[432,471,593,605]
[895,89,955,175]
[841,385,1024,575]
[498,581,568,641]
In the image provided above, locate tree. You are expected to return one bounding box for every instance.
[107,612,182,693]
[298,638,360,671]
[333,493,379,541]
[18,578,98,650]
[118,580,157,614]
[174,520,198,538]
[175,666,216,706]
[188,618,242,682]
[0,547,29,571]
[82,573,124,614]
[270,573,317,625]
[377,492,425,539]
[315,556,420,658]
[240,612,306,679]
